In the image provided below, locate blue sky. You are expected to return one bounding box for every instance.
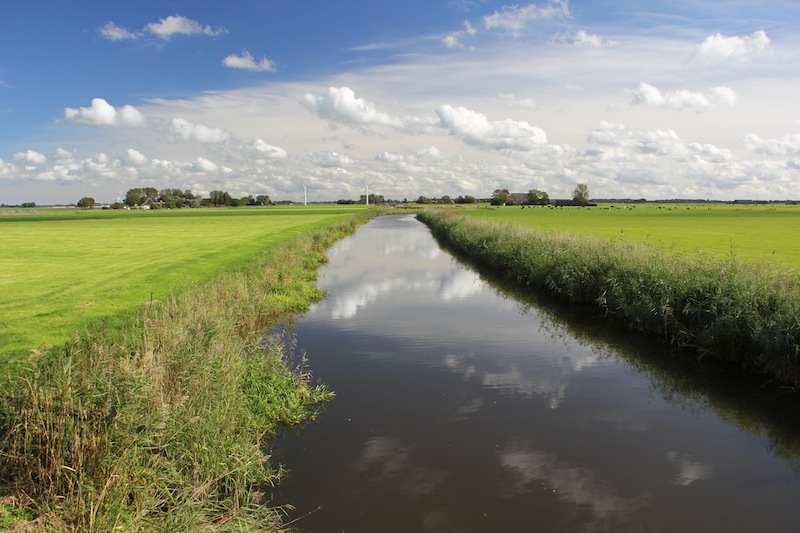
[2,0,799,204]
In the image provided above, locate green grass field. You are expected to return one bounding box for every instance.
[458,203,800,269]
[0,205,366,362]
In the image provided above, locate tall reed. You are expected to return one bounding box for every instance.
[418,209,800,385]
[0,210,376,531]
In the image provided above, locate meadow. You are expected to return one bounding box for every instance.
[0,207,377,531]
[0,205,365,363]
[459,203,800,268]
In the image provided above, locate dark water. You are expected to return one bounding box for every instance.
[272,214,800,532]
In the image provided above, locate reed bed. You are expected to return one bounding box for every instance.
[0,210,375,532]
[417,209,800,385]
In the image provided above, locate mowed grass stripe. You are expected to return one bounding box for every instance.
[460,204,800,268]
[0,206,364,361]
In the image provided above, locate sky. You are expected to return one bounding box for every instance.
[1,0,799,204]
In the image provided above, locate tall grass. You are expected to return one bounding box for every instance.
[0,210,376,531]
[418,209,800,385]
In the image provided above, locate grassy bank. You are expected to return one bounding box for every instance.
[417,209,800,385]
[0,209,377,531]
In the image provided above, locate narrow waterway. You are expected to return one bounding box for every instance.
[272,214,800,533]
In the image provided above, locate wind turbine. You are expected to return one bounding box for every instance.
[362,179,370,206]
[303,184,307,206]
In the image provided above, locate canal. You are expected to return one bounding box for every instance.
[272,214,800,532]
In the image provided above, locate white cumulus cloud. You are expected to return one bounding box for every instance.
[51,148,75,164]
[190,157,220,173]
[145,14,226,40]
[0,159,12,179]
[121,148,149,166]
[167,118,232,143]
[744,133,800,157]
[688,143,733,163]
[222,51,277,72]
[249,139,288,160]
[14,150,47,166]
[628,83,738,111]
[586,121,685,156]
[98,21,139,41]
[64,98,146,127]
[303,86,405,128]
[691,30,771,64]
[577,120,770,196]
[436,104,547,151]
[99,14,226,42]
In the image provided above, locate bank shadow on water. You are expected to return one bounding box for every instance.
[429,221,800,472]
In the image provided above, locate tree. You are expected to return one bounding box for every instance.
[255,194,272,206]
[360,193,384,205]
[159,188,185,208]
[124,188,144,206]
[527,189,550,206]
[77,197,95,209]
[416,196,432,204]
[439,195,453,204]
[208,190,233,206]
[181,190,199,208]
[454,195,476,204]
[573,183,590,205]
[491,189,511,206]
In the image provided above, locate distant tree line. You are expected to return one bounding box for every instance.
[205,190,272,207]
[81,188,274,210]
[66,183,595,210]
[414,195,477,205]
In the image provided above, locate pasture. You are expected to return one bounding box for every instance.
[0,205,365,362]
[459,203,800,269]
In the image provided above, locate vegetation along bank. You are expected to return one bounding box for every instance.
[417,209,800,386]
[0,209,377,532]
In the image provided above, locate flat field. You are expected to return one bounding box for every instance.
[0,205,365,362]
[458,203,800,269]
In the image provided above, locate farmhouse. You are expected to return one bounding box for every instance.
[509,193,529,205]
[139,198,166,209]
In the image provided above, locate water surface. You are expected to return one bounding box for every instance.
[273,214,800,532]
